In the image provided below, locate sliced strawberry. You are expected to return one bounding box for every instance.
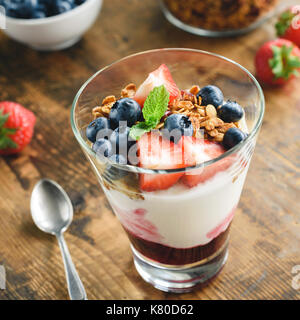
[138,132,185,192]
[179,136,232,187]
[134,64,180,106]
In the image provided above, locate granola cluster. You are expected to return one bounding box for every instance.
[168,86,238,142]
[92,83,240,144]
[92,83,136,119]
[162,0,278,31]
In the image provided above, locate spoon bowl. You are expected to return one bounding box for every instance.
[31,179,73,235]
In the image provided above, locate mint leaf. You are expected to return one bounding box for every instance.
[130,85,169,141]
[142,85,169,123]
[129,121,156,141]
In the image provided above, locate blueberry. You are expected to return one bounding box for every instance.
[109,126,136,157]
[105,154,128,180]
[92,138,113,158]
[3,1,25,18]
[38,0,51,10]
[39,0,53,4]
[51,0,74,15]
[31,10,46,18]
[222,127,247,150]
[109,98,142,129]
[218,100,244,123]
[75,0,86,5]
[6,7,19,18]
[1,0,78,19]
[163,114,193,143]
[14,0,37,18]
[86,117,111,143]
[197,85,224,108]
[0,0,7,9]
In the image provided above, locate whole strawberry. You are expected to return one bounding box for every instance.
[276,6,300,47]
[255,39,300,86]
[0,101,36,155]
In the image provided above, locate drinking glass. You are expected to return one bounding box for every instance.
[71,49,264,293]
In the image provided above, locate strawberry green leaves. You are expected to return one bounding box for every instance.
[275,10,296,36]
[269,44,300,79]
[0,110,17,150]
[130,85,169,140]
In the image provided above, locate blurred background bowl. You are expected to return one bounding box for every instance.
[0,0,102,51]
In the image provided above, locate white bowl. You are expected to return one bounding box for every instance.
[1,0,102,51]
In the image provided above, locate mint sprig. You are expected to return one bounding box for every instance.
[129,85,169,140]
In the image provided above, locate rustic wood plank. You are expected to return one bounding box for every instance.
[0,0,299,300]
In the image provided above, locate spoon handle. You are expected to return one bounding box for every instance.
[56,234,87,300]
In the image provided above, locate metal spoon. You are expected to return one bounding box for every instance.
[30,179,87,300]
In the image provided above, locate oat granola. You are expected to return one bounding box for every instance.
[162,0,278,31]
[92,83,241,144]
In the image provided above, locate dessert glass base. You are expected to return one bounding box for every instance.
[132,241,228,293]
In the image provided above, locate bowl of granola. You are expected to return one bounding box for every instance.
[160,0,280,37]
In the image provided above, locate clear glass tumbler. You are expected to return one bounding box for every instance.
[71,49,264,293]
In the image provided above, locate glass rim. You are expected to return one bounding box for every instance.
[71,48,265,174]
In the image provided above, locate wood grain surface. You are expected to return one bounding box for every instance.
[0,0,300,300]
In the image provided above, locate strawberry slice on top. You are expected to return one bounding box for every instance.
[134,64,180,107]
[179,136,232,188]
[138,132,185,192]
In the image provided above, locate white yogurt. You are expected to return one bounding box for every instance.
[103,163,249,249]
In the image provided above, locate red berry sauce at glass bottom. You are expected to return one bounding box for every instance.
[116,205,237,266]
[125,225,231,265]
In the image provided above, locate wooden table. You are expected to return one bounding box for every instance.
[0,0,299,300]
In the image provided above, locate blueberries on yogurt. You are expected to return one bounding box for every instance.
[222,127,247,150]
[87,97,141,167]
[109,126,136,156]
[0,0,87,19]
[92,138,113,158]
[163,113,193,143]
[197,85,224,108]
[86,117,111,143]
[218,100,244,123]
[109,98,142,129]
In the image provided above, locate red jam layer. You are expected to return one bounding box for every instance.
[125,223,231,266]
